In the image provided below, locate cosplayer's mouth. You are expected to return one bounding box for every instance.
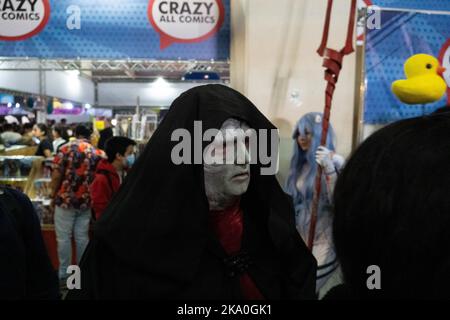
[299,142,309,150]
[232,172,249,180]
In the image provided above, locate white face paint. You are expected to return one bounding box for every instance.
[204,118,251,211]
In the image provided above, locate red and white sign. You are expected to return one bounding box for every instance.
[0,0,50,41]
[438,39,450,104]
[148,0,225,50]
[356,0,373,45]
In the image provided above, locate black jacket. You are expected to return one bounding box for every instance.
[0,188,59,300]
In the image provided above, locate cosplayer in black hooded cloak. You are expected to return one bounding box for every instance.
[68,85,317,299]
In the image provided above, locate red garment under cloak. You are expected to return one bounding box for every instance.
[209,202,264,300]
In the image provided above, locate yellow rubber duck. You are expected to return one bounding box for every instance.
[392,54,447,104]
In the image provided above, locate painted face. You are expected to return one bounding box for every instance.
[297,129,312,151]
[203,118,251,211]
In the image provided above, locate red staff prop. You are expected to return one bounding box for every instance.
[307,0,357,250]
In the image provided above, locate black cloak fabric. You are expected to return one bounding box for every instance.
[68,84,317,300]
[0,188,59,300]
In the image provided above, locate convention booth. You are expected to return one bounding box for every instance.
[1,0,448,274]
[0,0,231,268]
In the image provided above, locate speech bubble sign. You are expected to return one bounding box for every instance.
[439,39,450,104]
[0,0,50,41]
[148,0,225,50]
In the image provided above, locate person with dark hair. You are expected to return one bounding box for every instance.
[0,187,59,299]
[97,119,114,151]
[12,123,21,133]
[67,85,317,300]
[49,120,56,127]
[74,125,92,140]
[20,122,35,146]
[90,137,136,220]
[33,123,53,157]
[52,126,69,154]
[325,113,450,299]
[51,124,103,285]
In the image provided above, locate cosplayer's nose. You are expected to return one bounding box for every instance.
[244,143,251,164]
[235,140,251,165]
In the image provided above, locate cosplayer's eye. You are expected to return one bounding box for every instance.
[426,63,433,69]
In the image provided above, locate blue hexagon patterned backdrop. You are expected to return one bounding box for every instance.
[0,0,230,60]
[365,1,450,124]
[372,0,450,11]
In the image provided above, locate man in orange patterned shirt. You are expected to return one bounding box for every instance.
[51,125,104,282]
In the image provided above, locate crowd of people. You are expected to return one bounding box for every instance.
[0,118,74,150]
[1,85,450,300]
[0,117,138,299]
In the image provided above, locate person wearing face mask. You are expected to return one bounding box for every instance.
[67,84,316,300]
[286,112,345,297]
[90,136,136,220]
